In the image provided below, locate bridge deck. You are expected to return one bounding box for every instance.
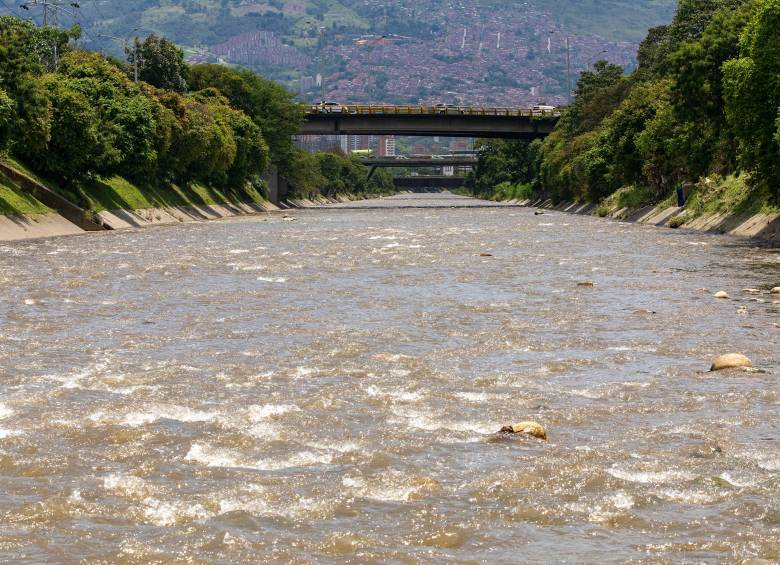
[302,105,558,139]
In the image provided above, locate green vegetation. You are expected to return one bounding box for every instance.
[0,15,383,217]
[468,0,780,219]
[285,150,395,199]
[0,172,50,215]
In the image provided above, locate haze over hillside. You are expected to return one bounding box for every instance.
[0,0,677,105]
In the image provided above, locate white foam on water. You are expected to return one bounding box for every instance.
[757,457,780,471]
[256,276,287,283]
[0,404,13,419]
[365,385,422,402]
[654,488,723,504]
[454,391,497,403]
[122,413,159,427]
[186,443,332,471]
[294,366,317,378]
[389,407,440,431]
[341,476,418,502]
[0,428,22,439]
[306,440,361,454]
[186,443,245,469]
[719,472,758,488]
[92,405,219,427]
[608,492,635,509]
[608,466,696,484]
[228,249,250,255]
[141,497,211,526]
[248,421,281,441]
[249,404,300,421]
[23,299,36,305]
[103,473,149,497]
[569,388,604,399]
[390,406,493,435]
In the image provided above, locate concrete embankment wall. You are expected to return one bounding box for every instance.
[97,201,280,230]
[0,213,85,241]
[0,192,370,241]
[517,198,780,245]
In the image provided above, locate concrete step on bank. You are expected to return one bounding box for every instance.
[98,201,280,230]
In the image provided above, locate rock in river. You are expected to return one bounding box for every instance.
[710,353,752,371]
[713,291,730,299]
[500,421,547,440]
[771,287,780,294]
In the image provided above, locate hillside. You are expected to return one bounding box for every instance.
[0,0,677,105]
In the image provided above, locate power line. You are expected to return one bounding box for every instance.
[0,0,23,16]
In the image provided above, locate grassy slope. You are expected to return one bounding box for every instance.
[2,157,266,214]
[0,171,51,215]
[598,175,780,221]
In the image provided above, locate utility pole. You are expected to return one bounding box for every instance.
[21,0,79,28]
[20,1,81,70]
[100,29,142,82]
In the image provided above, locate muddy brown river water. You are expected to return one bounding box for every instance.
[0,194,778,563]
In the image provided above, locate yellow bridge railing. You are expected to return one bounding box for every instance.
[305,104,560,117]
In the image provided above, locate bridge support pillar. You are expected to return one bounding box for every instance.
[264,166,289,205]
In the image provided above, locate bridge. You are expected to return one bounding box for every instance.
[360,157,478,167]
[360,156,478,180]
[393,176,466,191]
[301,105,558,139]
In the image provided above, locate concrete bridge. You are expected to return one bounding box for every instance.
[302,105,558,139]
[393,176,466,190]
[361,156,477,180]
[360,157,478,167]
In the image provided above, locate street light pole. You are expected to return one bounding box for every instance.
[318,26,326,103]
[566,36,571,104]
[550,30,572,104]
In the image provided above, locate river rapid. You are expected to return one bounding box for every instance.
[0,194,778,563]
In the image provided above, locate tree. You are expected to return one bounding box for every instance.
[0,16,76,152]
[17,75,111,182]
[56,50,170,179]
[723,0,780,199]
[191,87,269,186]
[188,64,303,167]
[0,87,14,150]
[131,34,188,93]
[564,61,628,135]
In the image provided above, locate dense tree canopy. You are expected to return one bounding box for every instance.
[469,0,779,204]
[131,34,189,93]
[188,64,303,168]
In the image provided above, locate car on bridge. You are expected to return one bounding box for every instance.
[314,101,345,113]
[434,103,461,114]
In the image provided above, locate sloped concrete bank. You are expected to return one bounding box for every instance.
[518,198,780,245]
[97,201,281,230]
[0,213,85,241]
[0,193,373,241]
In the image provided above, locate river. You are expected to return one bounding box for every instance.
[0,194,778,562]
